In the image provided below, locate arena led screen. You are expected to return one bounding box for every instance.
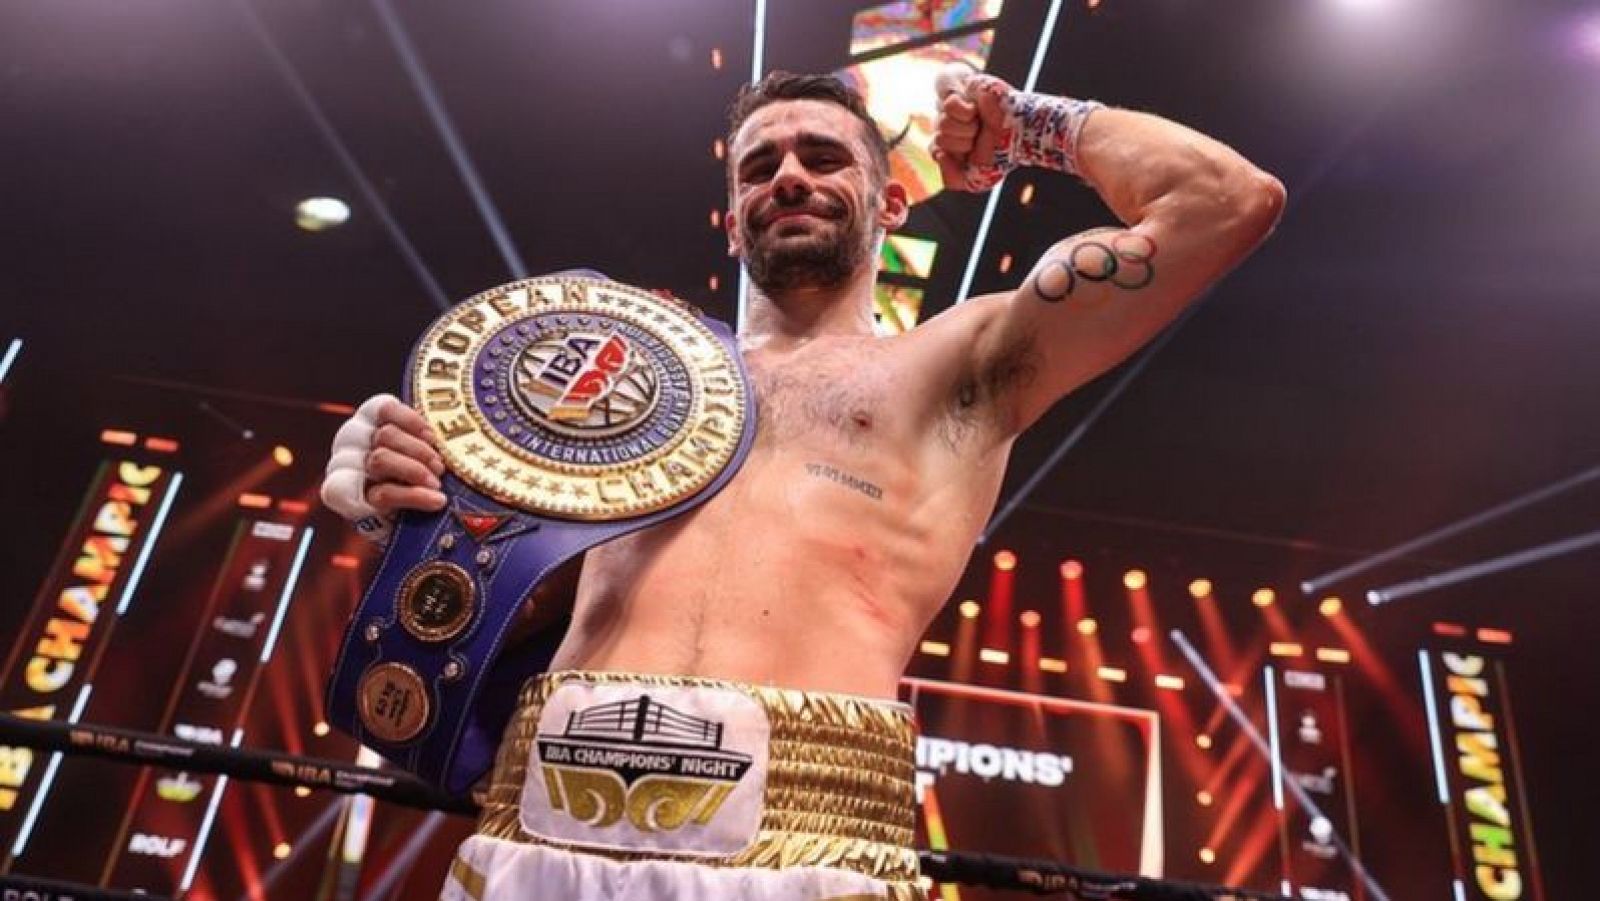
[901,677,1162,898]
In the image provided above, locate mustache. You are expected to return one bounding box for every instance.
[754,196,847,229]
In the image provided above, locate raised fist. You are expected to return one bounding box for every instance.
[932,64,1017,193]
[320,394,447,543]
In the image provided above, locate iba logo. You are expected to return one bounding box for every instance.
[535,694,752,834]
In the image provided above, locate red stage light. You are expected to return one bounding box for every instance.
[1123,569,1147,590]
[1432,621,1468,637]
[1076,617,1098,636]
[1478,627,1514,645]
[1197,790,1214,806]
[331,554,361,569]
[1252,588,1275,608]
[712,138,726,160]
[1269,642,1304,658]
[238,493,271,509]
[277,499,310,515]
[958,600,981,619]
[1131,626,1152,645]
[1319,596,1343,617]
[708,274,721,292]
[1060,559,1083,580]
[100,429,137,446]
[979,648,1010,665]
[317,401,357,416]
[710,47,724,70]
[998,252,1014,274]
[273,842,291,860]
[1196,734,1213,750]
[272,445,294,467]
[1198,847,1216,865]
[1039,657,1068,673]
[1188,578,1212,599]
[311,721,330,737]
[993,550,1017,571]
[1316,647,1352,664]
[1096,665,1126,683]
[1019,610,1041,629]
[144,436,180,453]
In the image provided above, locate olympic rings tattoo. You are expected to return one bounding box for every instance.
[1030,232,1158,302]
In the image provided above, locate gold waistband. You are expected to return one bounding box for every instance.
[476,670,922,887]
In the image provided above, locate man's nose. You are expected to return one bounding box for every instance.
[771,152,812,203]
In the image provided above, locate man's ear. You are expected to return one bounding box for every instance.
[879,181,910,232]
[724,209,741,257]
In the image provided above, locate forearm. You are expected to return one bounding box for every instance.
[1070,105,1285,235]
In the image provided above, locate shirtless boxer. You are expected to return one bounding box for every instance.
[322,69,1284,900]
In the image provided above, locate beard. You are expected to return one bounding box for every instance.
[741,196,873,292]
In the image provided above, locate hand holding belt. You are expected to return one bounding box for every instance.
[326,274,756,796]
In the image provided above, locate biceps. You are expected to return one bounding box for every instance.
[986,220,1230,429]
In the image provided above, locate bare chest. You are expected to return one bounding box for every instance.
[746,342,917,451]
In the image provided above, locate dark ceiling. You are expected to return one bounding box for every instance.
[1,0,1597,889]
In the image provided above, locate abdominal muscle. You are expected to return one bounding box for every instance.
[542,445,1003,700]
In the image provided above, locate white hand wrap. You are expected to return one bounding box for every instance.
[319,393,398,546]
[936,65,1104,191]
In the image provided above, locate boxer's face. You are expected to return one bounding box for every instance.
[726,99,907,292]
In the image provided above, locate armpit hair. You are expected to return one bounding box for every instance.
[939,330,1041,449]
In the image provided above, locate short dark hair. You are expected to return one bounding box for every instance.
[726,71,892,183]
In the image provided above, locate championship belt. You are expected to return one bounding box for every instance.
[326,273,755,796]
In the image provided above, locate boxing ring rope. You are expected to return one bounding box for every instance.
[0,714,1288,901]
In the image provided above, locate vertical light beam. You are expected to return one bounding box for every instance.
[955,0,1065,304]
[0,338,21,384]
[369,0,528,279]
[736,0,769,331]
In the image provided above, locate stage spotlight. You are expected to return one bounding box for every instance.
[1269,642,1304,658]
[709,209,721,228]
[1319,596,1343,617]
[1199,847,1216,865]
[710,47,724,70]
[1018,182,1036,206]
[1196,734,1213,750]
[1123,569,1147,590]
[920,640,951,657]
[979,648,1010,665]
[993,549,1018,571]
[708,274,721,292]
[1155,674,1185,691]
[1188,578,1212,599]
[1252,588,1275,608]
[998,252,1013,274]
[1478,627,1513,645]
[1579,13,1600,61]
[312,721,330,737]
[1076,617,1098,636]
[1039,657,1067,673]
[294,786,311,798]
[712,138,726,160]
[1096,666,1126,683]
[1131,626,1151,645]
[273,842,291,860]
[1197,790,1214,807]
[1020,610,1041,629]
[1060,559,1083,580]
[273,445,294,467]
[959,600,981,619]
[1316,647,1351,664]
[295,197,350,232]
